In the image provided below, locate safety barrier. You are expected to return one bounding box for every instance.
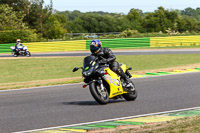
[24,40,86,52]
[150,36,200,47]
[1,36,200,53]
[0,41,86,53]
[0,43,15,53]
[86,38,150,50]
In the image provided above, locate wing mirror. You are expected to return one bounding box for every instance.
[73,67,79,72]
[127,67,132,70]
[72,67,83,72]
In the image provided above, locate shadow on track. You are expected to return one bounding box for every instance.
[62,99,127,106]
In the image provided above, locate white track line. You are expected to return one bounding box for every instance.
[15,106,200,133]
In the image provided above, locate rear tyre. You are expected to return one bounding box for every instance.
[123,81,137,101]
[89,82,109,104]
[26,51,31,57]
[12,52,18,57]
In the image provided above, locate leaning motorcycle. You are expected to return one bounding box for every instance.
[73,55,137,104]
[10,45,31,57]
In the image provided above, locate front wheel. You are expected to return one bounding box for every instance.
[89,82,109,104]
[26,51,31,57]
[123,81,137,101]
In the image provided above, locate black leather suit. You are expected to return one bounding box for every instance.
[92,47,129,83]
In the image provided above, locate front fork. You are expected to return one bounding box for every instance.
[82,77,104,91]
[83,78,107,98]
[97,78,105,91]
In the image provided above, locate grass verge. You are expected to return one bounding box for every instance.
[1,54,200,90]
[113,116,200,133]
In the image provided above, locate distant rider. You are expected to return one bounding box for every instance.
[15,39,24,54]
[90,39,132,88]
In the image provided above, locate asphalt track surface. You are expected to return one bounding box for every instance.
[0,49,200,57]
[1,72,200,133]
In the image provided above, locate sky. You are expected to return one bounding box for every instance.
[44,0,200,14]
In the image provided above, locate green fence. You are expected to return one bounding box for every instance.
[0,43,15,53]
[86,38,150,50]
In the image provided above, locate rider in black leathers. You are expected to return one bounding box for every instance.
[90,40,132,88]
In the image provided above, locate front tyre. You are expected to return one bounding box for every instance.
[89,82,109,104]
[26,51,31,57]
[123,81,137,101]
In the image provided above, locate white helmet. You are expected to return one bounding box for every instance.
[16,39,21,42]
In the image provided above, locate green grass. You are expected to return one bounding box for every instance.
[0,57,83,83]
[1,54,200,89]
[115,116,200,133]
[117,54,200,71]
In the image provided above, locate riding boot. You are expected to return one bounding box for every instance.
[118,68,132,88]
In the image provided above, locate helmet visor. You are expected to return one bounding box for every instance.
[90,45,100,53]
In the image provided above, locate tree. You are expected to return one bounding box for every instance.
[67,18,86,33]
[181,7,196,16]
[0,0,30,12]
[0,4,37,43]
[0,4,26,30]
[176,16,187,32]
[143,7,180,33]
[181,7,200,21]
[127,9,144,32]
[143,12,161,32]
[28,0,53,35]
[184,16,198,32]
[43,14,66,39]
[0,0,31,23]
[0,0,53,37]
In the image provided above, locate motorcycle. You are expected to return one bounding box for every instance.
[10,45,31,57]
[73,55,137,104]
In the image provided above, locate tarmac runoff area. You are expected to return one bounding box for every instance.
[14,68,200,133]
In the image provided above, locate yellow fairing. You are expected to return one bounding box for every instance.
[104,67,126,98]
[120,64,127,73]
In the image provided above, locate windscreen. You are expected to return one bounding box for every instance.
[83,55,96,70]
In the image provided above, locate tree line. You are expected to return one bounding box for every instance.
[62,7,200,33]
[0,0,200,43]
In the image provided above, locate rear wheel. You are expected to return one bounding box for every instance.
[89,82,109,104]
[123,81,137,101]
[12,51,18,57]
